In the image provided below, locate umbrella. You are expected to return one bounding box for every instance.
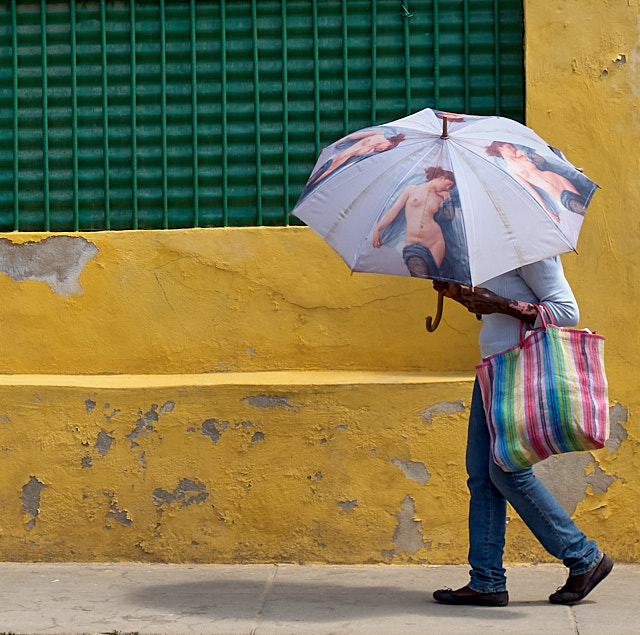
[291,108,598,329]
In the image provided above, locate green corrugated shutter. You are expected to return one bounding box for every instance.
[0,1,524,231]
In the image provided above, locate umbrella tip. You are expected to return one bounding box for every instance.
[441,116,448,139]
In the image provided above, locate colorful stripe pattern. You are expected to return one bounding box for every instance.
[476,310,609,472]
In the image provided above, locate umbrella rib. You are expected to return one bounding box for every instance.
[456,149,527,266]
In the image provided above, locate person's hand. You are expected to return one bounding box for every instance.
[434,283,539,323]
[432,281,463,302]
[372,229,382,248]
[458,286,505,315]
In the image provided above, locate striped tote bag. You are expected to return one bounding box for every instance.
[476,305,609,472]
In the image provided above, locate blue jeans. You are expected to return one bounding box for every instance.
[466,379,601,593]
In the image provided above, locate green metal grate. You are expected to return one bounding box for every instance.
[0,0,524,231]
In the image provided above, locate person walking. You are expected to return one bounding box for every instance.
[431,256,613,607]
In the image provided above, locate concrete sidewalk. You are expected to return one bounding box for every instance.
[0,562,636,635]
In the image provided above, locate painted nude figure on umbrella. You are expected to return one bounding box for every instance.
[372,166,456,279]
[299,128,405,201]
[486,141,588,221]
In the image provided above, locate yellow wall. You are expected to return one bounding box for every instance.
[0,0,638,564]
[0,228,479,375]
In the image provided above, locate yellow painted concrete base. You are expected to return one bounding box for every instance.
[1,372,636,564]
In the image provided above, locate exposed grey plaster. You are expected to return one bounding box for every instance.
[94,430,115,457]
[81,456,92,468]
[84,398,97,414]
[241,395,296,410]
[418,400,465,424]
[588,464,617,494]
[251,431,265,443]
[533,452,617,515]
[126,405,159,448]
[159,401,175,414]
[1,415,10,424]
[21,476,47,529]
[0,236,98,296]
[315,471,323,481]
[107,502,132,527]
[531,403,627,514]
[152,479,209,509]
[391,459,431,485]
[336,424,348,430]
[607,403,628,453]
[104,408,120,422]
[338,500,358,513]
[391,495,431,554]
[201,418,223,444]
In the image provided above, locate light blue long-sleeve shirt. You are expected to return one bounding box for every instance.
[478,256,579,359]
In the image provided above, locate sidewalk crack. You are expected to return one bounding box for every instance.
[569,605,580,635]
[250,564,279,635]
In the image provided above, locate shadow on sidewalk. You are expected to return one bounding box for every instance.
[130,578,539,623]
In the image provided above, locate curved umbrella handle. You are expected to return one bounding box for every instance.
[425,290,445,332]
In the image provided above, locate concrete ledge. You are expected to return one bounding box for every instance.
[0,371,632,565]
[0,370,476,388]
[0,371,476,564]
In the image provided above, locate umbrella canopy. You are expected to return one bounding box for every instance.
[291,108,598,287]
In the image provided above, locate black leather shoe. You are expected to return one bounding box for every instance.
[433,584,509,607]
[549,554,613,605]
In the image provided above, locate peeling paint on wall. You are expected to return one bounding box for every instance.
[94,431,114,457]
[105,494,132,528]
[200,418,228,444]
[104,407,120,422]
[389,495,431,555]
[152,479,209,509]
[0,236,98,296]
[607,403,629,452]
[159,401,175,414]
[21,476,47,530]
[391,458,431,485]
[418,400,465,424]
[241,395,297,410]
[533,403,628,514]
[587,463,617,495]
[534,453,617,516]
[337,500,358,513]
[126,405,159,448]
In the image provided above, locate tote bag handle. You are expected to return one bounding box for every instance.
[518,303,554,345]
